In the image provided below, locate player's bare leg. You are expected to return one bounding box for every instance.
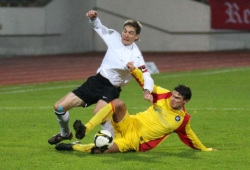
[48,92,85,145]
[103,142,120,153]
[111,99,127,123]
[73,99,126,139]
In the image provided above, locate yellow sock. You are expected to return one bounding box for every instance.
[85,103,114,134]
[72,143,95,153]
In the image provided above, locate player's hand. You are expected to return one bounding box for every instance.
[86,10,98,20]
[204,148,217,152]
[143,89,153,103]
[126,62,135,72]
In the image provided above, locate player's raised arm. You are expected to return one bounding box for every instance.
[127,62,153,103]
[127,62,143,87]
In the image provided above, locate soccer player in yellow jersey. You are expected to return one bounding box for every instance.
[55,62,215,153]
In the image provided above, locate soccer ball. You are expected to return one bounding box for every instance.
[94,130,114,149]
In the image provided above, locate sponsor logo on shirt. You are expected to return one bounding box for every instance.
[108,30,114,34]
[175,116,181,122]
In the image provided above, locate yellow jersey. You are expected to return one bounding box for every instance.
[130,68,208,152]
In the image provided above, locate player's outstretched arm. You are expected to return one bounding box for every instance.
[176,119,216,152]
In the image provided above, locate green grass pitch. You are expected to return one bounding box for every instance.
[0,67,250,170]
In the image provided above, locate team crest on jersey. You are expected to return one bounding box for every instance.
[175,116,181,122]
[138,65,148,73]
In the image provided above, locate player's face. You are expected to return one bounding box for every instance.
[170,90,188,110]
[121,25,139,46]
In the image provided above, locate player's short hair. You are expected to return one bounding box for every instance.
[124,19,142,35]
[174,85,192,100]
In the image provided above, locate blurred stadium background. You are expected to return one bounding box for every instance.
[0,0,250,85]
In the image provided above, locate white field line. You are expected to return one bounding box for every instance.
[0,106,249,111]
[0,85,76,94]
[159,67,250,78]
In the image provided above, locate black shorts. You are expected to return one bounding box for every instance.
[72,73,121,107]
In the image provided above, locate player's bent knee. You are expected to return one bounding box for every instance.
[54,105,66,115]
[112,99,125,108]
[112,99,126,113]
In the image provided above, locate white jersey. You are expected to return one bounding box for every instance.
[89,17,154,92]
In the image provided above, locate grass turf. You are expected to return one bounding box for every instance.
[0,67,250,170]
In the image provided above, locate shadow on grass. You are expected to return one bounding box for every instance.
[54,148,201,163]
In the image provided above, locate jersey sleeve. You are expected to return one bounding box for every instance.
[175,115,209,151]
[130,67,154,92]
[89,17,119,47]
[139,56,154,93]
[130,67,144,88]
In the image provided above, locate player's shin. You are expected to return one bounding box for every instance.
[85,103,114,134]
[101,119,115,136]
[55,111,70,137]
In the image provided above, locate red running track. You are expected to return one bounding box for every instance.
[0,51,249,86]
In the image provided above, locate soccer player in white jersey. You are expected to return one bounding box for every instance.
[48,10,154,145]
